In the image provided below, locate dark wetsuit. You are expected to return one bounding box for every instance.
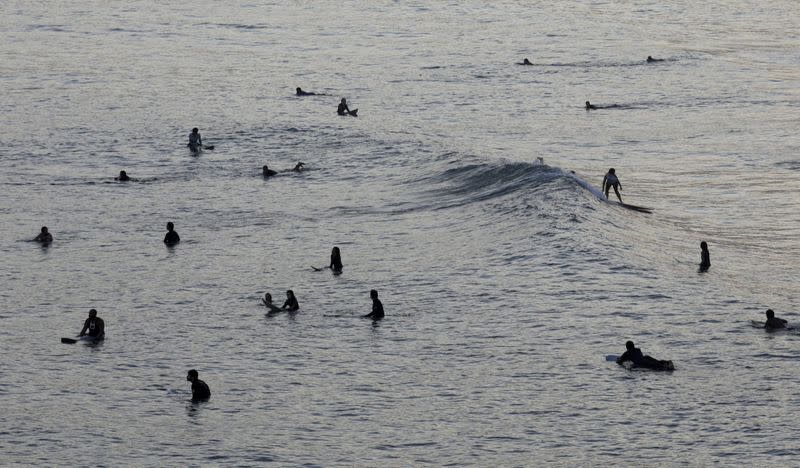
[765,317,788,329]
[164,230,180,245]
[329,254,343,272]
[116,174,130,181]
[618,346,672,370]
[337,103,350,116]
[364,298,384,320]
[617,347,644,365]
[34,233,53,243]
[263,169,277,177]
[191,379,211,401]
[700,250,710,271]
[282,297,299,312]
[80,317,105,339]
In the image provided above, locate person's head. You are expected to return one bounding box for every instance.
[648,56,653,60]
[340,98,346,104]
[608,168,616,174]
[191,128,199,134]
[625,340,635,350]
[700,241,708,250]
[262,165,269,174]
[187,369,198,382]
[286,290,294,298]
[166,222,174,231]
[524,58,531,64]
[585,101,591,107]
[41,226,48,233]
[296,87,302,94]
[120,170,127,177]
[88,309,97,318]
[332,246,340,256]
[766,309,775,318]
[264,293,272,302]
[370,289,379,300]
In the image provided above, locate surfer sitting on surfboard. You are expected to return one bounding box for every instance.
[602,168,623,202]
[337,98,357,116]
[765,309,788,329]
[33,226,53,244]
[282,290,299,312]
[188,127,202,151]
[362,289,384,320]
[78,309,105,341]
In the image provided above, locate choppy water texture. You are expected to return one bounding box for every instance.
[2,1,800,466]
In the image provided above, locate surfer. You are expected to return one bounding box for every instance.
[518,58,533,65]
[186,369,211,402]
[764,309,788,329]
[337,98,357,116]
[292,162,305,172]
[585,101,598,110]
[602,168,623,202]
[362,289,384,320]
[115,170,131,181]
[616,340,674,370]
[262,165,277,178]
[164,222,180,245]
[33,226,53,244]
[261,292,281,312]
[296,87,321,96]
[188,127,202,151]
[699,241,710,272]
[647,56,664,62]
[329,246,343,272]
[78,309,105,340]
[282,290,299,312]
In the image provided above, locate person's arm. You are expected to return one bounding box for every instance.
[79,319,89,337]
[616,351,629,364]
[618,181,623,191]
[97,319,105,336]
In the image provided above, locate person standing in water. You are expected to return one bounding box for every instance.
[699,241,711,272]
[78,309,105,340]
[362,289,384,320]
[164,222,180,245]
[186,369,211,402]
[764,309,788,329]
[602,168,623,202]
[329,246,343,273]
[282,290,299,311]
[188,128,202,151]
[33,226,53,244]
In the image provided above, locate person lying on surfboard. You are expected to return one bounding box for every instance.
[602,168,623,202]
[262,165,277,178]
[647,56,665,62]
[764,309,788,329]
[337,98,357,116]
[292,162,305,173]
[78,309,105,340]
[296,87,326,96]
[616,340,673,370]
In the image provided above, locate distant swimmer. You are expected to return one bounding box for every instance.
[602,168,623,203]
[699,241,711,272]
[585,101,598,110]
[262,165,277,178]
[337,98,358,116]
[764,309,788,329]
[78,309,105,340]
[296,87,324,96]
[115,170,131,181]
[186,369,211,402]
[362,289,385,320]
[282,290,299,312]
[33,226,53,244]
[292,162,305,172]
[517,58,533,66]
[616,340,674,371]
[647,56,665,62]
[329,246,343,273]
[188,127,202,151]
[164,221,180,245]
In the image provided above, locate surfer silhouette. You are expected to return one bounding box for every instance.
[262,165,277,177]
[602,168,623,202]
[78,309,105,340]
[164,222,180,245]
[585,101,598,110]
[518,58,533,65]
[188,128,202,151]
[33,226,53,244]
[329,246,343,273]
[187,369,211,402]
[282,290,299,311]
[647,56,664,62]
[616,340,674,370]
[764,309,788,329]
[362,289,384,320]
[115,170,131,181]
[699,241,710,272]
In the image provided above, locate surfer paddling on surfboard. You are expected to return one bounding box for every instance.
[602,168,623,202]
[616,340,674,371]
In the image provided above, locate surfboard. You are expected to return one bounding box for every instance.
[617,202,652,213]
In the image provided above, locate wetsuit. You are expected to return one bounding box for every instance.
[337,102,350,116]
[263,169,277,177]
[282,297,299,312]
[364,298,384,320]
[164,230,180,245]
[617,347,644,365]
[618,346,672,370]
[329,253,343,271]
[34,232,53,243]
[117,173,130,181]
[79,317,105,339]
[191,379,211,401]
[700,250,710,271]
[188,132,202,150]
[765,317,788,329]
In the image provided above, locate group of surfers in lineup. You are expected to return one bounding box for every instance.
[38,61,785,395]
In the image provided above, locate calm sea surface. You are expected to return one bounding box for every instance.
[2,1,799,466]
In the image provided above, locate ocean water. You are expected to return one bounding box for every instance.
[2,1,799,465]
